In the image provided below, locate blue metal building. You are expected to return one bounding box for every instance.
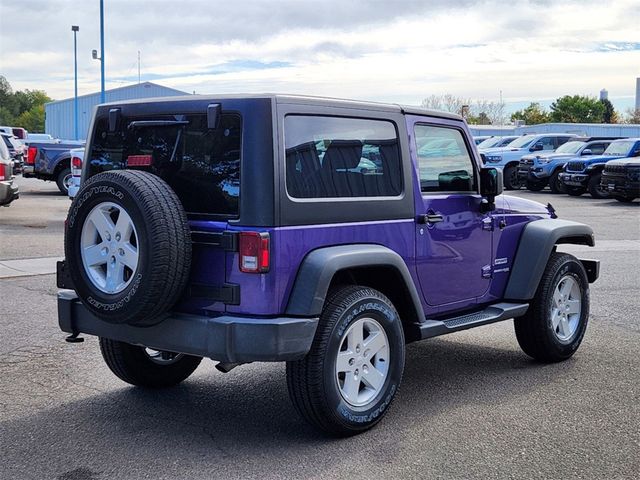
[45,82,188,140]
[469,123,640,138]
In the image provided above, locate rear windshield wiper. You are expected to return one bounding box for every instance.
[127,120,189,129]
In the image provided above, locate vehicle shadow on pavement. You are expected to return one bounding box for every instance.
[0,337,568,478]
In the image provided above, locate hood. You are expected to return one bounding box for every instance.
[480,146,525,154]
[501,195,551,216]
[569,154,626,167]
[521,152,575,162]
[605,157,640,168]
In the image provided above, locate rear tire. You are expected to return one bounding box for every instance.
[56,167,72,195]
[514,253,589,362]
[588,173,609,199]
[99,338,202,388]
[548,170,566,194]
[503,165,521,190]
[286,286,405,436]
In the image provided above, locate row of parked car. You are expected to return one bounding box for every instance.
[475,134,640,202]
[0,125,86,206]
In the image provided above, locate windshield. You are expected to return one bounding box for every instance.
[506,136,535,148]
[476,137,499,149]
[477,136,517,149]
[604,141,633,156]
[555,141,585,154]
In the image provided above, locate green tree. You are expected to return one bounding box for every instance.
[510,102,550,125]
[16,105,46,132]
[600,99,619,123]
[0,76,52,131]
[549,95,605,123]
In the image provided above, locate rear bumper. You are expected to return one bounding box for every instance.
[58,291,318,363]
[0,180,19,206]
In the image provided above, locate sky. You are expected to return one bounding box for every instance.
[1,0,639,114]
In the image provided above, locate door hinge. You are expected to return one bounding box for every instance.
[481,265,492,279]
[482,217,494,231]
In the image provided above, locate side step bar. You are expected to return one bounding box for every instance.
[419,302,529,340]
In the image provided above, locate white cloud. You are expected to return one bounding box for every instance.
[1,0,638,111]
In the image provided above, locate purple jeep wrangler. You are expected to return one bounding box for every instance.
[58,95,599,436]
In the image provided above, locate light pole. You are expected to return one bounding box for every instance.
[92,0,105,103]
[100,0,105,102]
[72,25,79,140]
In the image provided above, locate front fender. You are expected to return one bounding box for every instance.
[504,219,595,300]
[285,244,425,320]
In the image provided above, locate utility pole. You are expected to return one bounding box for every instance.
[72,25,79,140]
[138,50,141,84]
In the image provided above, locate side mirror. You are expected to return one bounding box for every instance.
[480,167,503,211]
[480,153,487,164]
[530,143,543,152]
[581,149,592,156]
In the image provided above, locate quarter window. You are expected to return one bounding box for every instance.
[414,125,476,193]
[284,115,403,198]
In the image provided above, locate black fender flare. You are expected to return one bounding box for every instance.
[285,244,425,320]
[504,219,596,300]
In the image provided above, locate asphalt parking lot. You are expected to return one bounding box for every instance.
[1,176,638,480]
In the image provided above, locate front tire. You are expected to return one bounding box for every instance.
[566,186,586,196]
[549,170,566,194]
[286,286,405,436]
[588,173,609,199]
[526,180,546,192]
[613,196,635,203]
[99,338,202,388]
[514,253,589,362]
[503,165,521,190]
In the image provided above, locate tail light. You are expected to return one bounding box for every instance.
[71,156,83,176]
[27,146,37,165]
[127,154,153,167]
[0,164,7,181]
[239,231,270,273]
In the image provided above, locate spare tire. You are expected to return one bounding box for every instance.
[65,170,191,326]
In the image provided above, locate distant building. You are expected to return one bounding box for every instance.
[599,88,608,101]
[45,82,188,140]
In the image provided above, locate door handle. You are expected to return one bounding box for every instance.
[417,214,444,224]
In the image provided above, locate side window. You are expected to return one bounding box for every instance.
[555,137,571,148]
[284,115,402,198]
[414,124,476,193]
[536,137,555,150]
[588,143,606,155]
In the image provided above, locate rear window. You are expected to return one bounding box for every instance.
[89,113,241,217]
[284,115,402,198]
